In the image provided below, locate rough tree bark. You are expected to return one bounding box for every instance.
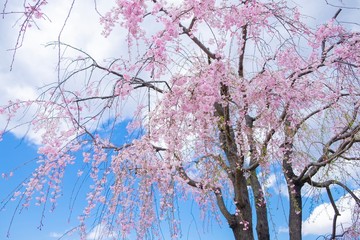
[288,184,303,240]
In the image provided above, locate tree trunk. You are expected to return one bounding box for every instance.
[231,171,254,240]
[230,221,254,240]
[288,184,302,240]
[250,172,270,240]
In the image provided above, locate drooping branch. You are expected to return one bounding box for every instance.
[294,102,335,132]
[307,179,360,207]
[93,63,170,93]
[180,22,218,60]
[326,187,341,239]
[51,42,170,94]
[176,164,234,225]
[246,107,287,171]
[102,142,167,153]
[307,179,360,238]
[296,104,359,182]
[214,188,235,226]
[298,123,360,183]
[152,0,218,61]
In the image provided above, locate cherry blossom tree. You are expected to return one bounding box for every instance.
[1,0,360,240]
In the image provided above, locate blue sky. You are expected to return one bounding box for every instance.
[0,124,338,240]
[1,0,360,239]
[0,131,237,240]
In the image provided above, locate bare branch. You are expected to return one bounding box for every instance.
[307,179,360,207]
[180,22,218,60]
[238,24,247,78]
[326,187,341,239]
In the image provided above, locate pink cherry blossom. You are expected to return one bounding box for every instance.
[1,1,360,240]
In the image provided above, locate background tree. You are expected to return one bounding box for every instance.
[1,0,360,240]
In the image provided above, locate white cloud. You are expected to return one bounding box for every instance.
[2,0,358,147]
[49,232,62,238]
[49,224,118,240]
[278,183,289,198]
[302,190,360,236]
[293,0,360,31]
[303,202,333,236]
[262,173,289,198]
[264,174,276,189]
[86,223,116,240]
[48,229,78,240]
[0,0,140,145]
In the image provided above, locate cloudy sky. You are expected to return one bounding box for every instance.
[1,0,360,239]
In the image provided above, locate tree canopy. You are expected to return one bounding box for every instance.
[1,0,360,239]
